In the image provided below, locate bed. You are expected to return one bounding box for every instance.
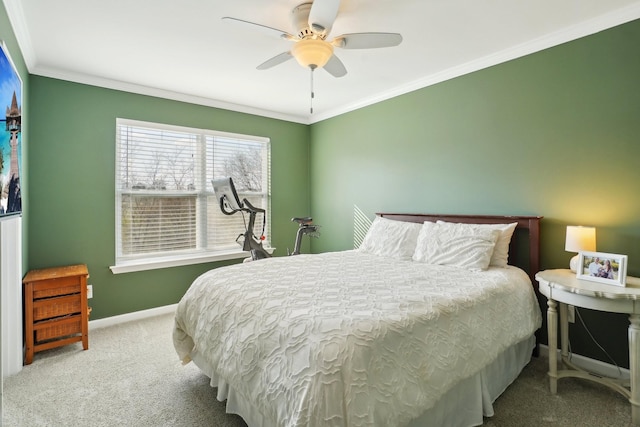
[173,213,543,427]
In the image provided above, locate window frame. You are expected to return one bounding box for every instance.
[110,118,271,274]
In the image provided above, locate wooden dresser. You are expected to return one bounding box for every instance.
[23,264,89,365]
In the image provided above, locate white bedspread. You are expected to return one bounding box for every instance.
[173,250,541,427]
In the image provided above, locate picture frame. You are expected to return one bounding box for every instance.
[577,251,628,287]
[0,41,23,219]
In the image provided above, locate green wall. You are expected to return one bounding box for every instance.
[309,19,640,367]
[1,2,29,272]
[28,77,310,319]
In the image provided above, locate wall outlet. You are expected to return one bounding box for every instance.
[568,304,575,323]
[87,284,93,299]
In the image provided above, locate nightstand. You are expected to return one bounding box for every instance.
[23,264,90,364]
[536,269,640,426]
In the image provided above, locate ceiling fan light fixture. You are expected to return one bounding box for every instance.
[292,38,334,69]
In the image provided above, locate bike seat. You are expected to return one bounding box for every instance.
[291,217,312,224]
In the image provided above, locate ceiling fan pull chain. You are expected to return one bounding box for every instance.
[310,66,315,114]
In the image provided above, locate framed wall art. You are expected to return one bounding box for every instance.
[577,251,628,287]
[0,41,22,219]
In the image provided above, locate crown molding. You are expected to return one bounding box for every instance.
[30,64,310,124]
[2,0,36,69]
[311,2,640,123]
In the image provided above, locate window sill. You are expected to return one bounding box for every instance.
[110,248,275,274]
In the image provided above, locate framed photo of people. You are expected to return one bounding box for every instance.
[577,251,628,287]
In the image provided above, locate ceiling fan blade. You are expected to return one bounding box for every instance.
[222,17,297,41]
[308,0,340,36]
[323,54,347,78]
[257,52,294,70]
[332,32,403,49]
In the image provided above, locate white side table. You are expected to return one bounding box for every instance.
[536,269,640,425]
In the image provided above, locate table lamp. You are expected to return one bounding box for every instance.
[565,226,596,272]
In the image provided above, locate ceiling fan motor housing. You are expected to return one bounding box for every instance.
[292,3,318,39]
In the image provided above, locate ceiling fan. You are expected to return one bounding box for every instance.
[223,0,403,112]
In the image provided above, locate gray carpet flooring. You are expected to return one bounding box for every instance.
[2,313,634,426]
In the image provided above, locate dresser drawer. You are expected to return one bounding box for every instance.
[33,295,81,321]
[33,276,82,299]
[34,315,82,342]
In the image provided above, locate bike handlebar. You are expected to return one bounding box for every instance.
[291,217,313,225]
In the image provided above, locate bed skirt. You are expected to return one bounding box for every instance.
[190,334,536,427]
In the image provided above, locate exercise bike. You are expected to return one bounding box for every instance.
[212,177,271,261]
[212,177,321,259]
[288,217,320,255]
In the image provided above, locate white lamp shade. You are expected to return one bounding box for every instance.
[565,226,596,272]
[292,38,334,68]
[565,226,596,253]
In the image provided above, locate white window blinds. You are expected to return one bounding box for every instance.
[115,119,270,266]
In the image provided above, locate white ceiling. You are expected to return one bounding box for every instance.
[5,0,640,124]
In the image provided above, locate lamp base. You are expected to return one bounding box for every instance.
[569,254,580,273]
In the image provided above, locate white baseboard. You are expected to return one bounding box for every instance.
[538,344,630,380]
[89,303,177,330]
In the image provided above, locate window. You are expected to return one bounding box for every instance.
[112,119,270,273]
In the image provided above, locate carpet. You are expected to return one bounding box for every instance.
[2,313,633,426]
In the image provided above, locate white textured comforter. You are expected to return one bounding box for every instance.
[173,250,542,427]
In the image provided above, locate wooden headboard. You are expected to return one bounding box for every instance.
[377,213,543,286]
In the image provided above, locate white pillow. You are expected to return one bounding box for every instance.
[358,217,423,260]
[437,221,517,268]
[413,221,501,271]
